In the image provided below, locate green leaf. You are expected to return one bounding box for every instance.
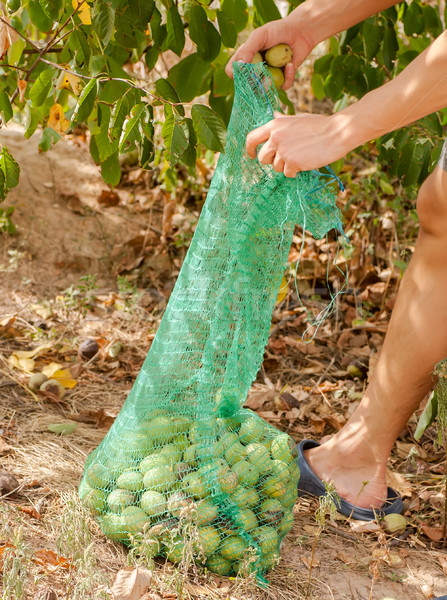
[29,69,53,107]
[69,29,91,66]
[277,88,295,114]
[379,177,394,196]
[38,127,60,152]
[216,10,237,48]
[0,148,20,188]
[91,105,114,162]
[0,92,13,123]
[126,0,155,28]
[381,24,398,71]
[7,38,26,66]
[139,136,154,169]
[182,117,197,169]
[414,391,438,442]
[220,0,248,33]
[213,66,234,97]
[28,0,53,31]
[150,6,167,48]
[404,1,424,36]
[72,79,97,123]
[362,18,382,61]
[162,113,189,165]
[191,104,226,152]
[0,206,17,233]
[209,91,233,126]
[39,0,62,20]
[155,78,181,104]
[168,54,211,102]
[0,169,6,201]
[99,80,129,104]
[189,6,221,62]
[422,5,442,38]
[253,0,281,24]
[166,4,185,57]
[48,422,77,435]
[119,103,146,152]
[145,46,159,71]
[311,72,325,101]
[313,54,333,75]
[101,152,121,187]
[109,92,139,145]
[92,0,115,48]
[24,106,41,139]
[114,11,147,50]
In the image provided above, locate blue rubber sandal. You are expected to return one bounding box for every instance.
[296,439,404,520]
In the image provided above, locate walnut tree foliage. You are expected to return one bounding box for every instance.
[0,0,445,232]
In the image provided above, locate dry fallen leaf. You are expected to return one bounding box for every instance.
[111,567,152,600]
[19,505,41,520]
[34,549,71,570]
[68,408,117,429]
[50,369,77,389]
[98,189,120,207]
[420,524,444,542]
[395,441,429,461]
[0,471,19,497]
[301,555,320,568]
[0,315,21,338]
[0,436,11,454]
[386,469,413,498]
[276,275,289,304]
[8,343,53,373]
[335,550,356,565]
[350,520,381,534]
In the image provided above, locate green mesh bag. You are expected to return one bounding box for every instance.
[79,62,343,580]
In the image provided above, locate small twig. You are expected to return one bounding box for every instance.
[37,58,182,108]
[9,0,88,104]
[22,47,63,54]
[325,525,358,542]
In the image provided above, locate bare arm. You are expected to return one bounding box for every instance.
[336,30,447,145]
[295,0,399,47]
[245,31,447,177]
[226,0,399,88]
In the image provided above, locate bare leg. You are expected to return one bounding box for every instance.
[305,164,447,508]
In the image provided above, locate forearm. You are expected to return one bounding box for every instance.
[334,31,447,148]
[288,0,399,47]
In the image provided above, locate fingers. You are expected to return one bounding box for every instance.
[272,155,285,173]
[284,163,299,178]
[225,31,264,78]
[257,141,276,165]
[282,62,295,90]
[245,122,273,159]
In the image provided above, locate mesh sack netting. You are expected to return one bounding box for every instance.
[79,62,344,580]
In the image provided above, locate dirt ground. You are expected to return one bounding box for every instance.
[1,125,447,600]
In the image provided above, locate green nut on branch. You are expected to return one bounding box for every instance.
[251,43,293,89]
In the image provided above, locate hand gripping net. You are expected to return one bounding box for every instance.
[79,62,344,581]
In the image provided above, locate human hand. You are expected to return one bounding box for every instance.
[245,111,355,177]
[225,18,314,90]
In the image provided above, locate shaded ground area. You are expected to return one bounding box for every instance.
[1,126,446,599]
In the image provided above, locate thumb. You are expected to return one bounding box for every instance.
[273,111,287,119]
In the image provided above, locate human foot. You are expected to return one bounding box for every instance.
[303,440,388,510]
